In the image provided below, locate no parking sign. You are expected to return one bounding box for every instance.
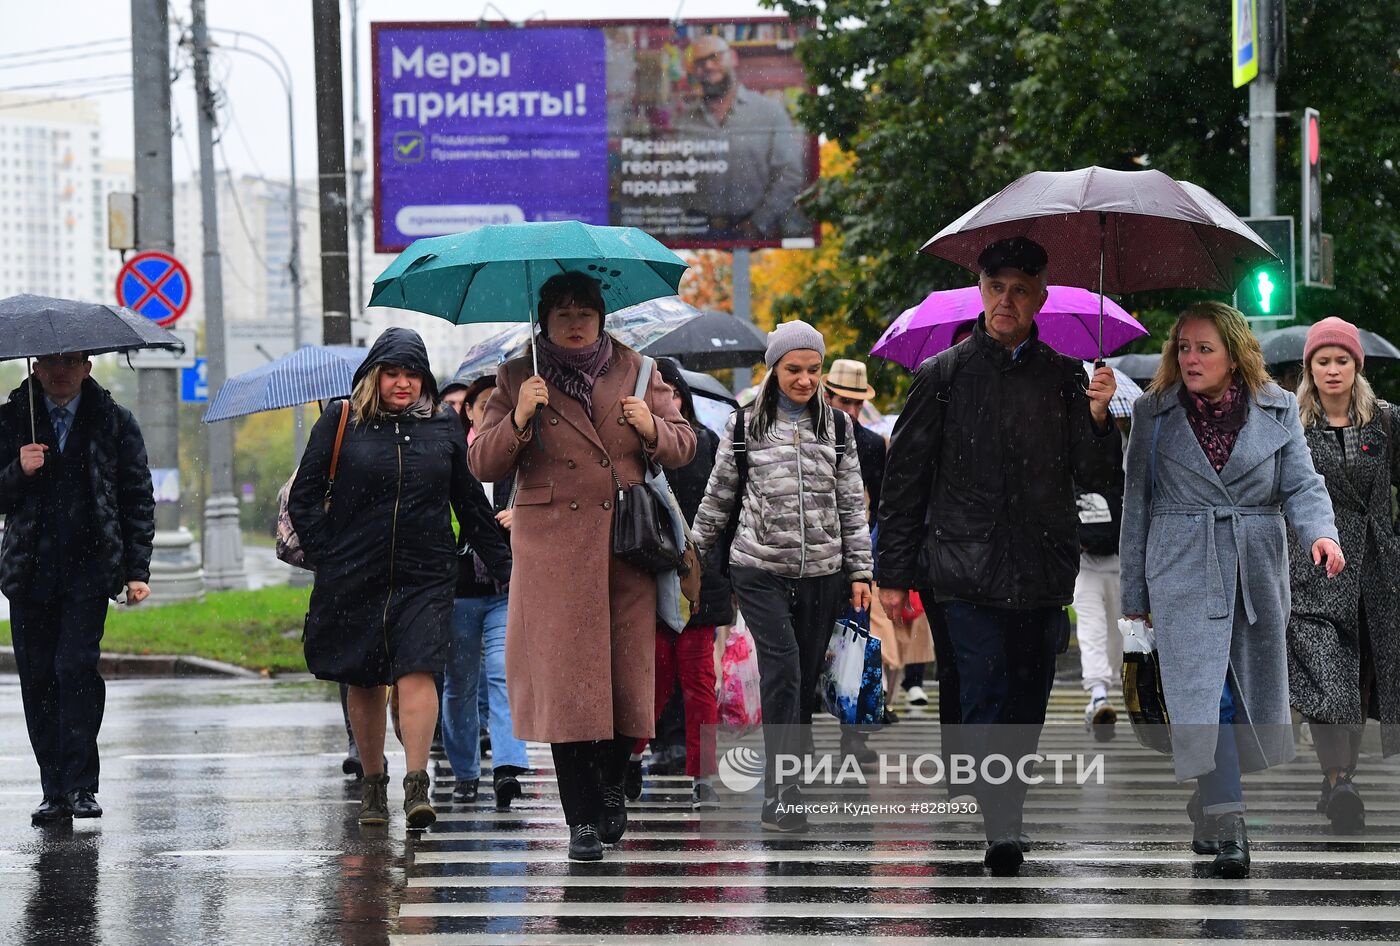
[116,251,192,327]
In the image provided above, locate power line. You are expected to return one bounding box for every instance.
[0,37,127,63]
[0,47,132,71]
[0,74,132,94]
[216,135,279,275]
[0,85,133,111]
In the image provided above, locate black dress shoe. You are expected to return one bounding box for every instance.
[66,790,102,819]
[31,797,71,825]
[1326,776,1365,834]
[1187,788,1219,855]
[452,778,479,803]
[598,782,628,844]
[493,766,524,811]
[984,835,1024,876]
[1212,813,1250,878]
[568,823,604,861]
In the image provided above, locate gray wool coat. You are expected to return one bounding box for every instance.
[1287,407,1400,757]
[1120,383,1338,781]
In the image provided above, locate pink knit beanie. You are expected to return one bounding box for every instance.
[1304,317,1364,370]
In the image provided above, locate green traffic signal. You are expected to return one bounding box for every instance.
[1256,270,1275,313]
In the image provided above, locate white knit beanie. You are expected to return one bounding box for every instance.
[765,319,826,367]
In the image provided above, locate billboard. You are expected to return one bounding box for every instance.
[372,19,818,253]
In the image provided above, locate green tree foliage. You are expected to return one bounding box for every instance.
[766,0,1400,396]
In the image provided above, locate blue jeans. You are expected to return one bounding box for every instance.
[1198,677,1246,816]
[443,595,528,779]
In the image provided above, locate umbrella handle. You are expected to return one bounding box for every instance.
[1097,212,1107,363]
[26,357,35,444]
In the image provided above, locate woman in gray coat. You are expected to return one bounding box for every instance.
[1121,302,1343,879]
[1287,317,1400,834]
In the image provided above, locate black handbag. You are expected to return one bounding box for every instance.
[1122,648,1173,755]
[609,459,684,573]
[607,356,685,574]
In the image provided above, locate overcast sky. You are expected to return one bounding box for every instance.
[3,0,771,182]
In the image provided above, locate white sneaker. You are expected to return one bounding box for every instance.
[905,685,929,707]
[1084,695,1118,742]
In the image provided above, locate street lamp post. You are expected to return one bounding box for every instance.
[210,28,308,457]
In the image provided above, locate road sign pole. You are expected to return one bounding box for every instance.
[192,0,247,590]
[130,0,203,602]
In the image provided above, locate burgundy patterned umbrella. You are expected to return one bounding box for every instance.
[921,167,1279,358]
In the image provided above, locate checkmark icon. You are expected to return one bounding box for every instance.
[393,132,425,163]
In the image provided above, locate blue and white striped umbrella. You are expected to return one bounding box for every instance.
[202,345,367,423]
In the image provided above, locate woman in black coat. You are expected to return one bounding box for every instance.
[290,327,510,831]
[629,358,734,810]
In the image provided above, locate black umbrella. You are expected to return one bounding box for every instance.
[680,367,739,406]
[1105,353,1162,385]
[642,310,768,370]
[0,294,185,441]
[1256,325,1400,367]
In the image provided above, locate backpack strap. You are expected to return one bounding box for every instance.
[732,406,749,490]
[834,406,848,460]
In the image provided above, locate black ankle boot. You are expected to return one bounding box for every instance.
[492,766,524,811]
[598,782,628,844]
[1212,813,1250,878]
[1187,788,1219,855]
[568,823,603,861]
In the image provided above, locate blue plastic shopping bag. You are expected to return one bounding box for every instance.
[820,607,884,725]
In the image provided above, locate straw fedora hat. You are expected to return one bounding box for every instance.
[823,358,876,400]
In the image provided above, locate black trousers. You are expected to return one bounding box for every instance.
[552,736,634,826]
[9,596,110,798]
[730,566,846,798]
[940,601,1060,842]
[926,601,968,797]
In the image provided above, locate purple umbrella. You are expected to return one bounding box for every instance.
[920,166,1277,358]
[872,286,1147,370]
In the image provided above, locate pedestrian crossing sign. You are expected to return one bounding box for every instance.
[1233,0,1259,88]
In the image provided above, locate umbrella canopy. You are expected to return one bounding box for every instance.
[369,220,688,325]
[872,285,1147,369]
[447,295,705,386]
[641,309,769,370]
[202,345,368,423]
[680,367,739,406]
[1256,324,1400,367]
[1105,353,1163,385]
[0,294,185,360]
[921,167,1279,294]
[1083,361,1144,418]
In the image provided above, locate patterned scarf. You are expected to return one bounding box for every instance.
[536,333,614,420]
[387,393,436,420]
[1179,381,1248,473]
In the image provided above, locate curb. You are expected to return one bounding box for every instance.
[0,646,261,679]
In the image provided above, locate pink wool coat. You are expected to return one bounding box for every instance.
[468,345,695,743]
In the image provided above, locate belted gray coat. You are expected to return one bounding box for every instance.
[1121,383,1337,781]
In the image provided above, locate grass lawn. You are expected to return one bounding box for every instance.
[0,586,312,675]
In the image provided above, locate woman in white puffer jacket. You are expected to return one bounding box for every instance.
[693,320,873,832]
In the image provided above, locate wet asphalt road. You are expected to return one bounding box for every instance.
[4,677,1400,944]
[0,675,400,946]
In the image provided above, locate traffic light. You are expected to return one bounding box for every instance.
[1235,216,1295,321]
[1301,108,1325,285]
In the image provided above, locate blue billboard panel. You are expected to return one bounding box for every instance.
[373,26,609,250]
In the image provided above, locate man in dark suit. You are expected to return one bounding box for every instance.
[0,352,154,824]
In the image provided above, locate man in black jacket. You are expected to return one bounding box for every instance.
[877,238,1122,876]
[0,354,154,825]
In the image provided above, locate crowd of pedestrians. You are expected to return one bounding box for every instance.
[4,237,1396,884]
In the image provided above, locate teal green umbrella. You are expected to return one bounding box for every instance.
[370,221,689,374]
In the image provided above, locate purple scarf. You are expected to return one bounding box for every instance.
[536,333,614,420]
[1180,381,1248,472]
